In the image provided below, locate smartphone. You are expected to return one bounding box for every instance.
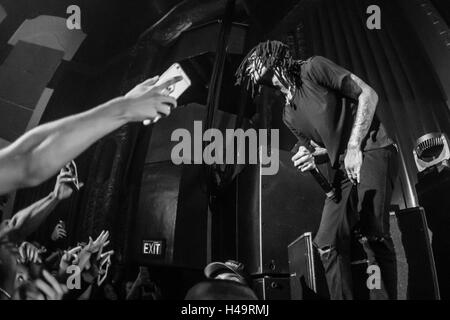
[63,160,81,191]
[143,63,191,126]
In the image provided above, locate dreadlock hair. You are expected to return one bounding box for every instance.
[235,40,305,96]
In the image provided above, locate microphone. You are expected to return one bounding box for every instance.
[309,167,338,202]
[296,141,338,203]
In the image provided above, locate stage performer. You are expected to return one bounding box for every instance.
[235,40,399,300]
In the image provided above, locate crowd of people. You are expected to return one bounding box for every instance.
[0,75,182,300]
[0,165,120,300]
[0,73,258,300]
[0,163,254,300]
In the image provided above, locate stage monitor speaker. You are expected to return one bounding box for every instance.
[288,232,329,300]
[287,231,382,300]
[288,210,439,300]
[237,148,325,276]
[416,168,450,299]
[394,207,440,300]
[252,277,291,300]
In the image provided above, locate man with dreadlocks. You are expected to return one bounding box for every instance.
[236,40,399,300]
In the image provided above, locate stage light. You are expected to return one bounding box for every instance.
[413,132,450,172]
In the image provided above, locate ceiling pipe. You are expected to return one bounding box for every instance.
[138,0,245,47]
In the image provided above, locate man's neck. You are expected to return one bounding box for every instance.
[280,85,294,105]
[274,71,295,105]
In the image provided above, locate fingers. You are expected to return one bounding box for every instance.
[291,146,315,171]
[155,104,172,118]
[345,161,360,184]
[95,231,105,243]
[41,270,67,300]
[100,250,114,259]
[31,248,39,263]
[345,168,358,185]
[58,177,76,184]
[142,96,177,126]
[158,95,177,110]
[57,172,75,183]
[59,171,73,178]
[291,146,310,162]
[293,154,314,168]
[60,166,71,175]
[102,231,109,243]
[153,76,183,94]
[96,230,109,245]
[34,279,55,300]
[310,140,320,148]
[62,250,69,261]
[97,238,110,259]
[68,246,82,255]
[140,76,159,87]
[19,245,25,260]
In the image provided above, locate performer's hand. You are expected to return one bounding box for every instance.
[344,146,362,184]
[292,146,316,172]
[121,76,182,123]
[310,140,328,157]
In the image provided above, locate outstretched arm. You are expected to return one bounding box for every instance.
[341,74,379,183]
[8,193,59,242]
[0,76,181,195]
[7,170,74,242]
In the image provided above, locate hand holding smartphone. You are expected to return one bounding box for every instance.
[143,63,191,126]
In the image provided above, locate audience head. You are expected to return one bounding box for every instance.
[204,260,251,286]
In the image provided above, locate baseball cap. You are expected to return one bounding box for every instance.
[204,260,250,285]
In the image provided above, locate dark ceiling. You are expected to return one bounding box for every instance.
[0,0,302,54]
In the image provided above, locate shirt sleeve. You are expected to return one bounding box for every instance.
[306,56,351,91]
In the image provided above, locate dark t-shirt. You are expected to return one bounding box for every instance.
[283,56,393,167]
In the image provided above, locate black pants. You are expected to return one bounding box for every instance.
[313,145,399,300]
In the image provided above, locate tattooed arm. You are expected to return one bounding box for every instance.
[342,74,379,149]
[341,74,379,183]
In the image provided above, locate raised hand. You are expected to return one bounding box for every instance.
[97,250,114,286]
[18,241,42,264]
[51,221,67,241]
[59,245,82,274]
[86,230,110,255]
[292,146,316,172]
[33,270,68,300]
[53,169,75,200]
[121,76,182,123]
[76,230,110,272]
